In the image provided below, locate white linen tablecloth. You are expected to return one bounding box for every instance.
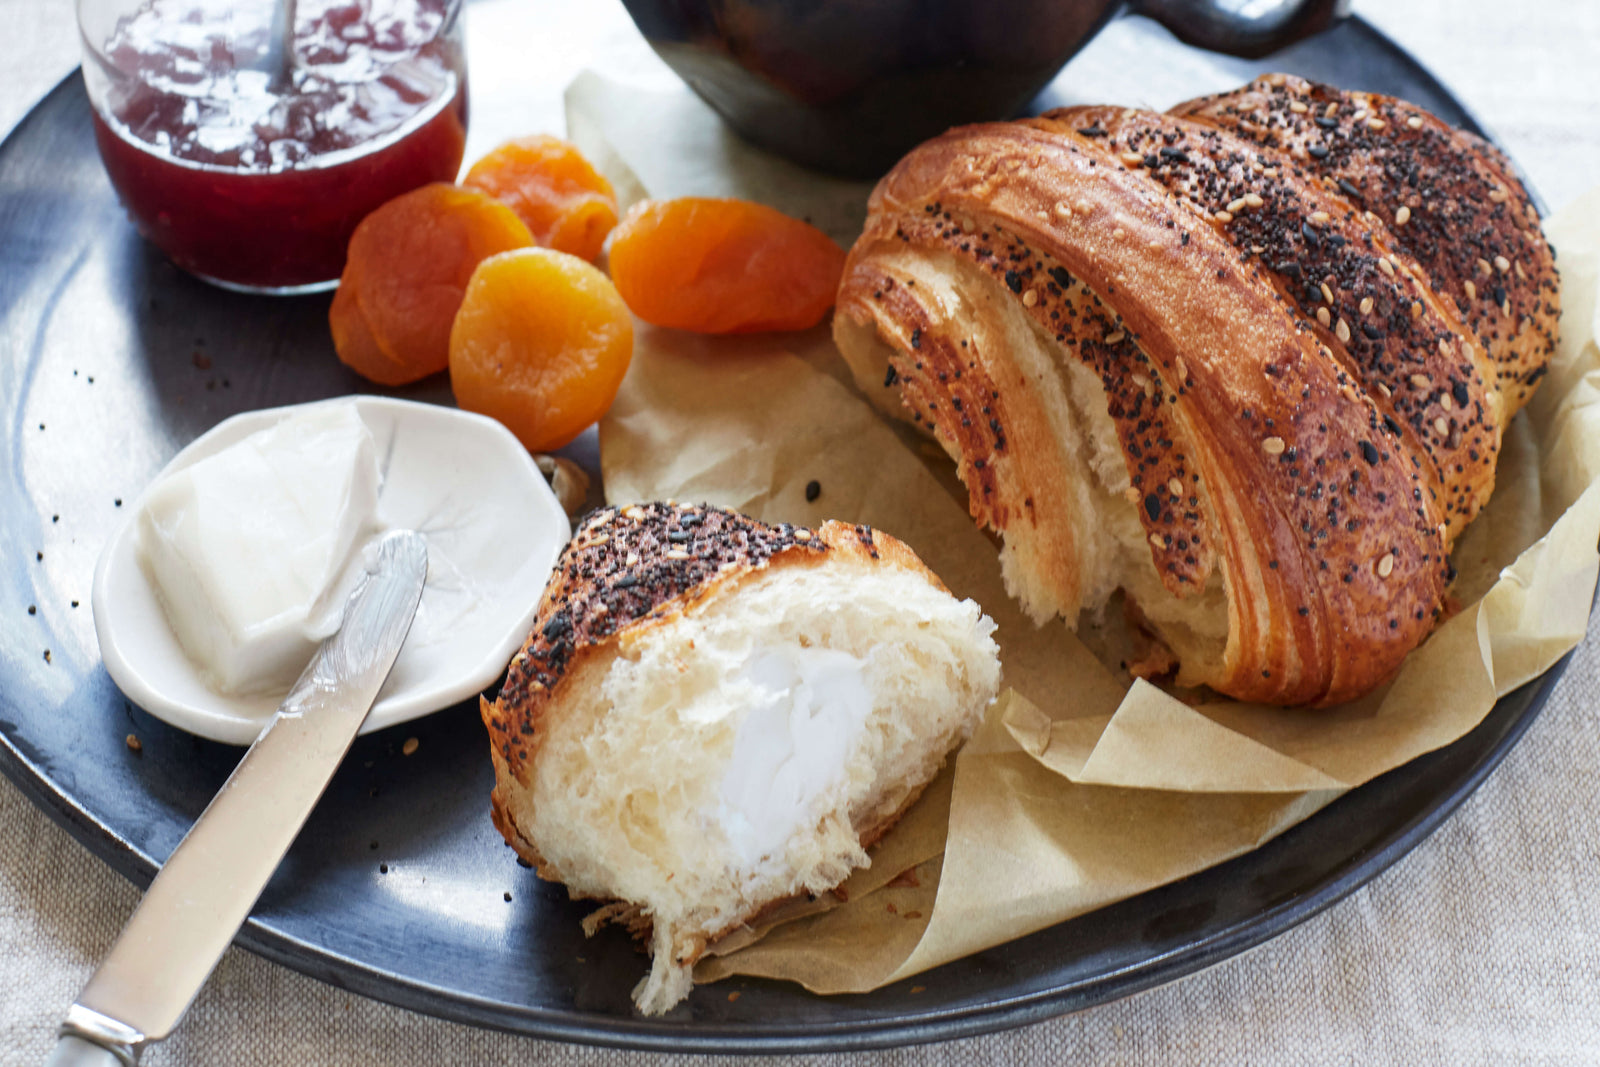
[3,1,1599,1062]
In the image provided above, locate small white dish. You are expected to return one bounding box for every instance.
[92,396,571,745]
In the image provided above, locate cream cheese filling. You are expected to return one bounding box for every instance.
[712,645,872,868]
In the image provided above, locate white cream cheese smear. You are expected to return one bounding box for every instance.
[134,403,381,695]
[715,646,872,866]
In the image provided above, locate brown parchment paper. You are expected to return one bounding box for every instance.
[572,72,1600,994]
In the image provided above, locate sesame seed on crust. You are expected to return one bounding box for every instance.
[846,208,1216,601]
[1042,103,1503,541]
[838,115,1459,705]
[1171,74,1559,411]
[484,503,831,783]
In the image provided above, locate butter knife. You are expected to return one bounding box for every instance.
[46,530,428,1066]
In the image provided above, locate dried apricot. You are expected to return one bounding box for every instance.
[332,183,533,385]
[329,274,412,386]
[449,248,633,452]
[607,197,846,334]
[463,136,618,262]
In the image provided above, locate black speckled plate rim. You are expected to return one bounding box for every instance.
[0,14,1576,1055]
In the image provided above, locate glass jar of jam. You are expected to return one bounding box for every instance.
[77,0,469,294]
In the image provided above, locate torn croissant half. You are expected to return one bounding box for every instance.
[482,503,1000,1014]
[835,74,1558,707]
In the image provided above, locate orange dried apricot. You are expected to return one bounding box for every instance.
[329,274,412,386]
[607,197,846,334]
[449,248,634,452]
[462,136,618,262]
[332,183,533,385]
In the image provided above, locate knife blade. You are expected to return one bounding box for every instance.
[48,530,428,1066]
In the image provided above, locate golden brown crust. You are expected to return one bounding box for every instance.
[481,502,945,856]
[1170,74,1559,412]
[840,212,1221,615]
[839,233,1139,619]
[1041,104,1501,540]
[484,502,822,791]
[835,89,1519,705]
[482,504,959,963]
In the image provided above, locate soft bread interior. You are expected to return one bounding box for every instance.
[838,314,921,425]
[838,252,1230,676]
[505,557,1000,1015]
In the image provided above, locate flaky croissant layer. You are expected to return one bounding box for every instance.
[835,74,1558,707]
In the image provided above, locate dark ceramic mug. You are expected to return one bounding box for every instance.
[621,0,1348,177]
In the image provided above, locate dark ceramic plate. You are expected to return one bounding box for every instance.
[0,14,1570,1053]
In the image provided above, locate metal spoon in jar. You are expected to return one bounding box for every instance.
[263,0,297,92]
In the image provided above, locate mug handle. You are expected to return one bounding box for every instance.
[1130,0,1350,58]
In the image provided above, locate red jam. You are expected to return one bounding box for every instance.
[85,0,467,292]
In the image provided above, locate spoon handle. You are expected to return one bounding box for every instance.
[266,0,298,91]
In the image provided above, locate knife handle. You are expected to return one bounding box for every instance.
[44,1036,135,1067]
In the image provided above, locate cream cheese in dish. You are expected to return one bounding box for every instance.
[93,396,572,744]
[135,404,382,696]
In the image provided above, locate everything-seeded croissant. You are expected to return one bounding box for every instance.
[834,74,1559,706]
[482,503,1000,1013]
